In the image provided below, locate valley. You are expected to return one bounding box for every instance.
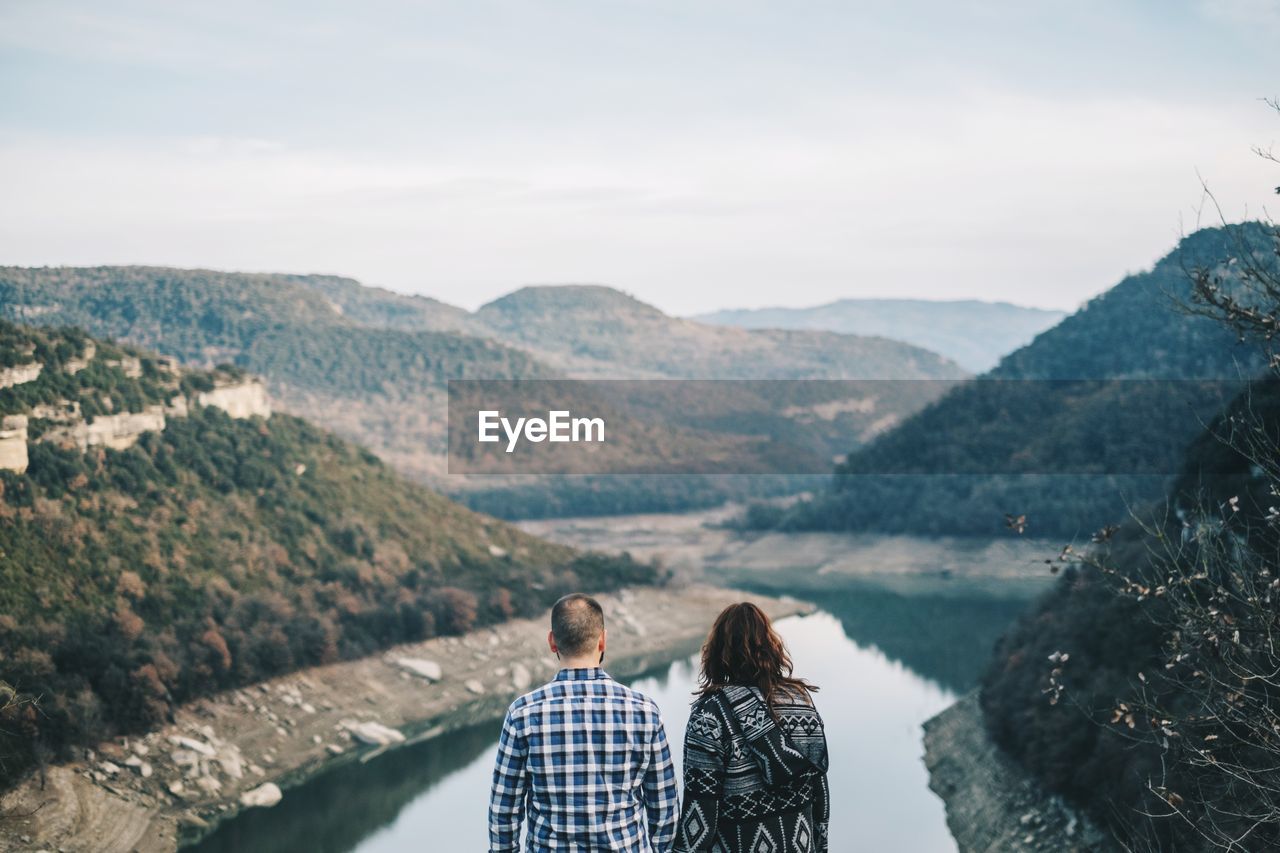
[6,8,1278,851]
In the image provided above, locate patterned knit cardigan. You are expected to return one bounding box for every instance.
[674,685,830,853]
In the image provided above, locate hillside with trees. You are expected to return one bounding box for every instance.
[979,220,1280,850]
[755,223,1273,538]
[982,375,1280,850]
[0,322,656,790]
[0,268,967,518]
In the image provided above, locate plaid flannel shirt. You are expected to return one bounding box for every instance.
[489,667,679,852]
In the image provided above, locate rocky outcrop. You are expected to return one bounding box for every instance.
[196,379,271,419]
[44,406,169,452]
[389,657,442,682]
[0,361,41,389]
[30,400,81,422]
[340,720,406,747]
[64,341,96,374]
[239,783,282,809]
[0,415,29,473]
[923,692,1117,853]
[0,371,271,471]
[103,356,143,378]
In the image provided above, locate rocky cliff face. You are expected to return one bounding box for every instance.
[923,692,1116,853]
[43,405,171,452]
[0,415,28,473]
[0,350,272,471]
[196,379,271,419]
[0,361,41,389]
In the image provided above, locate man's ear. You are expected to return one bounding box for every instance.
[548,630,558,655]
[599,628,607,652]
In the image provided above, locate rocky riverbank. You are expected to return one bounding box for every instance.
[520,507,1056,598]
[923,692,1117,853]
[0,584,809,853]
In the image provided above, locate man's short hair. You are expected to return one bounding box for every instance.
[551,593,605,657]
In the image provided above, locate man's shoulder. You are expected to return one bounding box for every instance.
[505,681,553,718]
[505,675,662,718]
[607,679,663,714]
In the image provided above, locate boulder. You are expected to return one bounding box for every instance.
[340,719,406,746]
[170,749,199,770]
[391,657,442,681]
[512,663,533,691]
[465,679,485,695]
[169,735,216,757]
[239,782,283,809]
[217,749,245,780]
[123,755,153,778]
[195,774,222,794]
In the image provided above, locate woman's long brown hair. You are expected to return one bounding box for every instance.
[696,602,818,706]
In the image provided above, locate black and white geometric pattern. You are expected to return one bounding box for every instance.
[673,686,830,852]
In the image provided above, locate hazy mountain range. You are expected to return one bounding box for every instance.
[696,299,1066,373]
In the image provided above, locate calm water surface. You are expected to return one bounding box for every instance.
[190,585,1027,852]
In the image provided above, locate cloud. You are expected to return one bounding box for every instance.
[0,1,1276,314]
[1,85,1273,315]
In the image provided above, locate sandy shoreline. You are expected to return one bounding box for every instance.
[0,584,810,853]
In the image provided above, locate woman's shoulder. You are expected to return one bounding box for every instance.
[772,688,824,718]
[690,687,733,714]
[686,692,731,743]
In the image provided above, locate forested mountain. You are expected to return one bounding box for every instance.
[473,285,968,379]
[756,223,1274,538]
[697,298,1066,373]
[0,268,967,518]
[295,275,473,333]
[0,321,655,788]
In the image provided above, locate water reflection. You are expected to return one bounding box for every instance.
[190,585,1023,853]
[810,584,1030,694]
[188,721,499,853]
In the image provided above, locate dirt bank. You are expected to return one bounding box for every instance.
[0,584,810,853]
[923,692,1117,853]
[520,508,1056,598]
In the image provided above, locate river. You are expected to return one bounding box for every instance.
[188,581,1032,852]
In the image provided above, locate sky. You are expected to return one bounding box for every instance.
[0,1,1277,315]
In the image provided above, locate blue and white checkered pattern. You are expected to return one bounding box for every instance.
[489,667,679,852]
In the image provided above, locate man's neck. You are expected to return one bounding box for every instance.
[559,657,602,670]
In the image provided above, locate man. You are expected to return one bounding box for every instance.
[489,593,679,852]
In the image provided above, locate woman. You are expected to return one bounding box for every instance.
[674,603,830,853]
